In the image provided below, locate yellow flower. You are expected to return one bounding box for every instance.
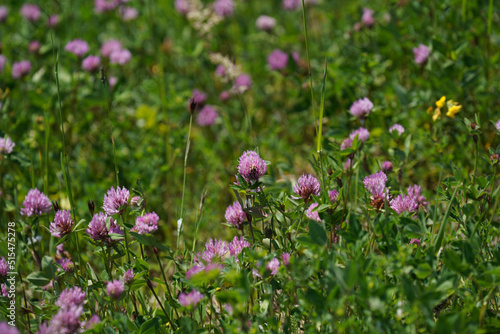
[432,108,441,121]
[436,96,446,108]
[446,105,462,118]
[426,106,433,114]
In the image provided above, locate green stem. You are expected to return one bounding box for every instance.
[179,113,193,249]
[155,252,179,319]
[434,184,459,255]
[121,214,132,263]
[301,0,317,132]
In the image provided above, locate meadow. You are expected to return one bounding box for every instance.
[1,0,500,333]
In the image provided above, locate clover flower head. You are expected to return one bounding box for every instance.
[268,49,289,70]
[60,258,75,273]
[282,0,301,10]
[234,73,252,93]
[103,186,130,215]
[363,171,387,198]
[106,280,125,299]
[21,188,52,217]
[225,201,246,228]
[238,150,267,183]
[56,287,85,309]
[131,212,159,234]
[496,119,500,132]
[110,49,132,65]
[0,257,8,277]
[48,14,60,27]
[281,253,290,266]
[49,210,74,238]
[293,174,321,202]
[362,7,375,27]
[198,238,229,264]
[266,258,280,275]
[409,238,421,246]
[390,194,418,215]
[382,161,394,173]
[86,212,123,243]
[0,136,15,154]
[0,6,8,22]
[256,15,276,31]
[45,305,83,334]
[82,55,100,72]
[101,39,122,57]
[123,269,135,285]
[306,202,321,222]
[229,236,249,262]
[407,185,428,206]
[341,138,353,151]
[389,124,405,136]
[29,41,40,53]
[349,127,370,142]
[329,190,339,203]
[179,289,204,307]
[65,39,89,57]
[12,60,31,79]
[349,97,373,118]
[214,0,234,18]
[196,105,219,126]
[20,4,41,22]
[413,44,430,65]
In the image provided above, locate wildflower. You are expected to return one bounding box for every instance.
[86,212,124,243]
[220,91,231,101]
[234,73,252,93]
[42,280,54,292]
[344,158,352,171]
[82,55,100,72]
[56,287,85,309]
[266,258,280,275]
[123,269,134,285]
[0,55,6,72]
[349,127,370,142]
[446,100,462,118]
[329,190,339,203]
[361,7,375,27]
[238,150,267,183]
[29,41,41,53]
[49,210,74,238]
[197,239,229,264]
[407,185,428,207]
[107,280,125,299]
[436,96,446,108]
[94,0,118,13]
[196,105,219,126]
[86,315,101,329]
[382,161,393,173]
[108,76,118,88]
[293,174,321,202]
[48,14,60,27]
[100,39,122,57]
[256,15,276,31]
[409,238,420,246]
[0,136,15,154]
[340,138,353,150]
[349,97,373,118]
[282,0,301,11]
[175,0,191,14]
[120,7,138,21]
[20,3,41,22]
[215,64,226,77]
[281,253,290,266]
[229,236,249,258]
[1,284,7,297]
[192,89,207,105]
[21,188,52,216]
[389,124,405,136]
[413,44,430,65]
[130,196,144,209]
[179,290,204,307]
[186,263,204,279]
[306,202,321,222]
[0,257,7,277]
[390,195,418,215]
[65,39,89,57]
[0,6,8,22]
[363,171,388,210]
[0,322,19,334]
[131,212,159,234]
[12,60,31,79]
[47,305,84,333]
[110,49,132,65]
[103,186,130,215]
[225,201,246,228]
[60,258,75,273]
[496,119,500,132]
[213,0,234,18]
[268,49,289,70]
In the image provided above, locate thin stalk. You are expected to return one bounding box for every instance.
[430,168,444,244]
[120,214,132,263]
[155,252,179,319]
[434,184,459,255]
[488,0,494,35]
[178,113,193,249]
[316,60,328,153]
[301,0,317,130]
[462,0,467,21]
[473,139,479,176]
[101,76,120,187]
[147,279,176,330]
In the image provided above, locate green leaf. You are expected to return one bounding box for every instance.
[130,232,172,252]
[415,263,432,279]
[309,220,328,246]
[27,272,51,286]
[139,317,160,334]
